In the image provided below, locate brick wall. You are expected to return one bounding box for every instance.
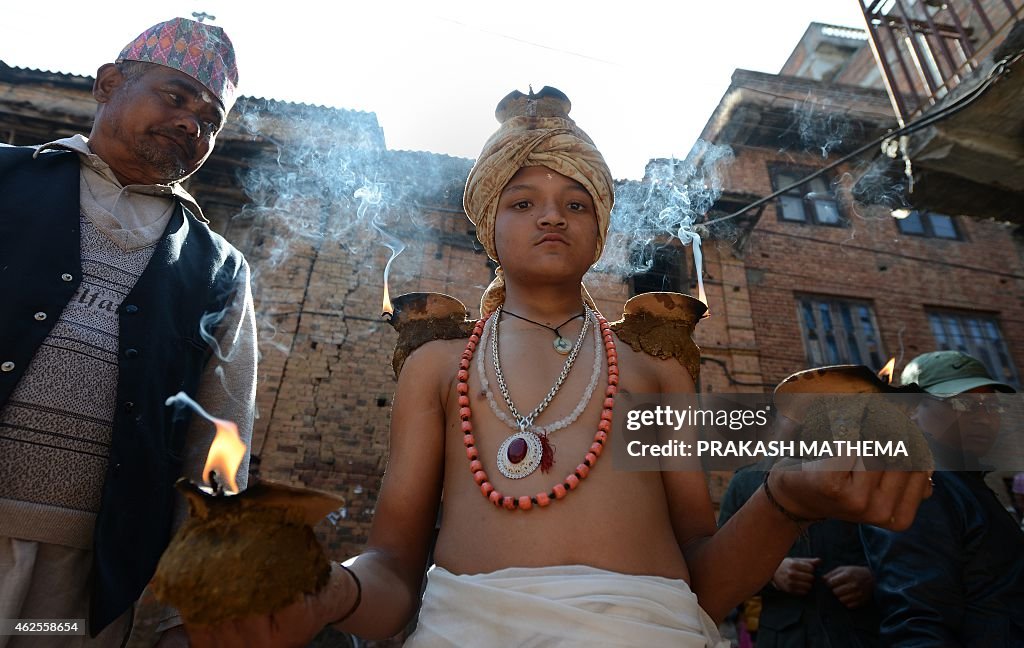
[716,145,1024,388]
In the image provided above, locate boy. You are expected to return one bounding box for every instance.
[189,87,928,647]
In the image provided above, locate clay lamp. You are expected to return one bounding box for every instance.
[610,291,707,385]
[383,292,475,377]
[151,394,344,625]
[772,360,932,470]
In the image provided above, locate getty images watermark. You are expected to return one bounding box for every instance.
[625,404,911,460]
[612,393,1024,472]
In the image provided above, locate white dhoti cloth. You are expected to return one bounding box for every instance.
[404,565,727,647]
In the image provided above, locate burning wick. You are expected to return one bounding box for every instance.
[165,392,246,494]
[207,470,225,497]
[382,280,394,321]
[877,357,897,385]
[677,220,710,318]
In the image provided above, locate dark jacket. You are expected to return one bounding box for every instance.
[860,444,1024,647]
[719,463,882,648]
[0,146,246,633]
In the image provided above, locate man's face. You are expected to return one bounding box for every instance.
[91,64,227,185]
[492,165,599,285]
[912,386,1003,458]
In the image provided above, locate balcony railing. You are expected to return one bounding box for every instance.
[859,0,1023,124]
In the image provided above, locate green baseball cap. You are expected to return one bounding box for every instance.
[900,350,1015,397]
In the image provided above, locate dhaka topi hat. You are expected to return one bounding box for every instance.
[464,86,614,317]
[117,17,239,110]
[900,350,1015,397]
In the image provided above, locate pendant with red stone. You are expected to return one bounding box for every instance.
[496,431,543,479]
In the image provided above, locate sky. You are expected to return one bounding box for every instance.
[3,1,867,179]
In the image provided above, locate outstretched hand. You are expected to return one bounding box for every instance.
[767,458,932,531]
[185,563,352,648]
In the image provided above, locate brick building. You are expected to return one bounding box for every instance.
[698,22,1022,390]
[1,13,1021,584]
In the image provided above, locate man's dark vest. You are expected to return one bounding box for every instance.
[0,147,245,633]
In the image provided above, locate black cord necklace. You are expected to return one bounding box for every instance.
[501,308,584,354]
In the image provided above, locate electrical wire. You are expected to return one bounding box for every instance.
[702,51,1023,228]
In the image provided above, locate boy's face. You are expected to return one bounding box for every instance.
[493,165,599,285]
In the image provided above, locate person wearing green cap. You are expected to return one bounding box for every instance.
[0,17,254,647]
[861,350,1023,646]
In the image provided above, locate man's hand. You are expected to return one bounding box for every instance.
[185,563,353,648]
[768,459,931,530]
[823,565,874,609]
[771,557,820,595]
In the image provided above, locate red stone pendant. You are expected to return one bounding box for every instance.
[507,437,528,464]
[497,432,543,479]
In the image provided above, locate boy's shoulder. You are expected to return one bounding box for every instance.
[400,337,466,383]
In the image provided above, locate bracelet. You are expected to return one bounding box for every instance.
[331,564,362,625]
[762,470,820,528]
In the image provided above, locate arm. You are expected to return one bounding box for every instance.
[658,364,804,622]
[717,468,757,528]
[656,359,930,623]
[720,468,823,599]
[331,341,449,638]
[860,493,966,647]
[186,341,449,647]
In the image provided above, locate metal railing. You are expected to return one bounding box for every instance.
[859,0,1023,124]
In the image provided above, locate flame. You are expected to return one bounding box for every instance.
[696,283,711,318]
[382,280,393,318]
[878,357,896,384]
[203,417,246,493]
[166,392,246,493]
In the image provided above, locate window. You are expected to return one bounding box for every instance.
[797,296,886,369]
[631,244,689,295]
[895,210,960,240]
[771,168,843,226]
[927,311,1019,387]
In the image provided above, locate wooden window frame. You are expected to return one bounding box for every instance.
[796,295,887,370]
[769,166,846,227]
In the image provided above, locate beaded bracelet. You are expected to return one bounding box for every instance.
[331,564,362,625]
[762,470,820,529]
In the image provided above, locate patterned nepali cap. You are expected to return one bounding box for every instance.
[117,17,239,109]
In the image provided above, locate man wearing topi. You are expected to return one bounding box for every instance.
[188,87,927,647]
[0,17,256,646]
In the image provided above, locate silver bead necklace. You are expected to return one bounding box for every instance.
[490,303,592,478]
[477,309,601,437]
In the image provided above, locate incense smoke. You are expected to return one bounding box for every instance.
[231,99,474,346]
[594,140,734,284]
[786,94,852,159]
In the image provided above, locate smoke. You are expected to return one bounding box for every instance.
[234,101,387,259]
[785,93,852,159]
[844,154,912,215]
[595,140,734,287]
[198,308,237,363]
[229,98,474,353]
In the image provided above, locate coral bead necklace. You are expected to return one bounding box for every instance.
[458,310,618,511]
